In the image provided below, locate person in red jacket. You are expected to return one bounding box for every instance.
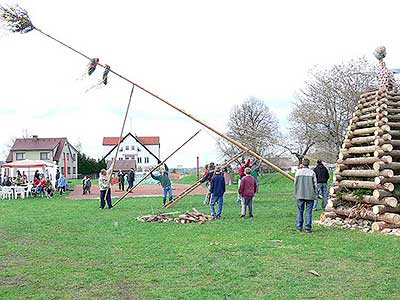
[239,167,257,218]
[237,158,250,204]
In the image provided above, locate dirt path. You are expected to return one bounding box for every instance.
[68,183,209,200]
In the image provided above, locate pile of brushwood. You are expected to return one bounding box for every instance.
[137,208,213,224]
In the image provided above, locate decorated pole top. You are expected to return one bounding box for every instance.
[374,46,398,91]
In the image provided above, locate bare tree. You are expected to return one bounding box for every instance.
[217,97,280,161]
[289,57,377,162]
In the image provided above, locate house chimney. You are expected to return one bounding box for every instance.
[32,135,38,140]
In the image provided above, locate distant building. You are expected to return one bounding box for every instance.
[6,135,78,179]
[102,133,160,172]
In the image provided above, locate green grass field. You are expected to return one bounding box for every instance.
[1,173,399,300]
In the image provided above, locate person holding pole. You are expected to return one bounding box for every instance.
[151,164,173,207]
[239,167,258,218]
[99,165,114,209]
[209,166,226,219]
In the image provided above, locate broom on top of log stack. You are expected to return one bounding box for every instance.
[323,46,400,234]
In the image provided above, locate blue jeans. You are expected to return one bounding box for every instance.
[210,195,224,217]
[100,189,112,209]
[296,199,314,231]
[163,185,173,205]
[313,183,328,210]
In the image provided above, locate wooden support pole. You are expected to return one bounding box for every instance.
[112,130,201,207]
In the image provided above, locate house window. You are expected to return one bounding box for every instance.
[131,146,135,150]
[125,146,129,150]
[16,152,25,160]
[119,148,123,152]
[137,147,141,152]
[61,167,64,175]
[73,167,76,174]
[137,157,142,163]
[67,167,71,174]
[66,153,70,160]
[72,154,76,160]
[144,157,149,164]
[40,152,50,160]
[118,157,123,160]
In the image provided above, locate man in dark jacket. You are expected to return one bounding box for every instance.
[118,170,125,191]
[209,166,226,219]
[313,160,330,210]
[127,168,135,190]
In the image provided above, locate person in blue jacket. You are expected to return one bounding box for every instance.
[209,166,226,219]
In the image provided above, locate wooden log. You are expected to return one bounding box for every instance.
[375,175,400,184]
[387,122,400,129]
[386,130,400,137]
[387,114,400,121]
[350,135,378,144]
[387,108,400,114]
[340,156,391,165]
[383,140,400,148]
[372,205,400,214]
[371,221,400,232]
[335,164,348,172]
[338,180,393,191]
[345,145,377,154]
[374,119,389,127]
[320,211,337,222]
[351,127,380,136]
[373,162,400,171]
[373,189,400,200]
[340,194,398,207]
[339,169,393,178]
[327,206,400,225]
[374,150,400,158]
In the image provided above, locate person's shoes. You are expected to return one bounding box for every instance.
[240,215,245,218]
[216,215,221,219]
[312,208,317,211]
[249,214,254,218]
[108,206,113,209]
[305,229,312,233]
[296,228,302,232]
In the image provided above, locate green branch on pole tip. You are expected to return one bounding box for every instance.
[0,4,34,33]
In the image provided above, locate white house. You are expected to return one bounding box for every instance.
[102,133,160,172]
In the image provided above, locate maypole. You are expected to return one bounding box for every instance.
[0,4,294,181]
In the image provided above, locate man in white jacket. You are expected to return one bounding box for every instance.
[294,158,317,233]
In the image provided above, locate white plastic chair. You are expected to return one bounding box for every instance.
[15,187,26,199]
[2,187,14,199]
[25,184,33,198]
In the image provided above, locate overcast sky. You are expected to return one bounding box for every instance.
[1,0,400,167]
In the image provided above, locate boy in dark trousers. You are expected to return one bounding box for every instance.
[151,164,173,207]
[239,167,258,218]
[209,166,226,219]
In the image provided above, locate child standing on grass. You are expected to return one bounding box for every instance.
[209,166,226,219]
[151,164,173,207]
[99,166,114,209]
[239,167,258,218]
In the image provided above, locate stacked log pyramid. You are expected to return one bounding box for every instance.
[327,87,400,232]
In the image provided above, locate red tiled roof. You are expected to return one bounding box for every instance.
[107,159,137,171]
[103,135,160,146]
[6,137,69,162]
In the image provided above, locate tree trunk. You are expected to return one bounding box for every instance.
[338,180,393,191]
[338,194,398,207]
[338,169,393,178]
[372,205,400,214]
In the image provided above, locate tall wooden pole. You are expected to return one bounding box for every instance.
[104,85,135,200]
[112,130,201,207]
[34,28,293,181]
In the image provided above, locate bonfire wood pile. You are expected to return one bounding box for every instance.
[137,208,213,224]
[326,88,400,233]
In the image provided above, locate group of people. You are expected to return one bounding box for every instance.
[0,170,28,187]
[116,169,136,192]
[200,159,258,219]
[294,159,330,233]
[82,176,92,195]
